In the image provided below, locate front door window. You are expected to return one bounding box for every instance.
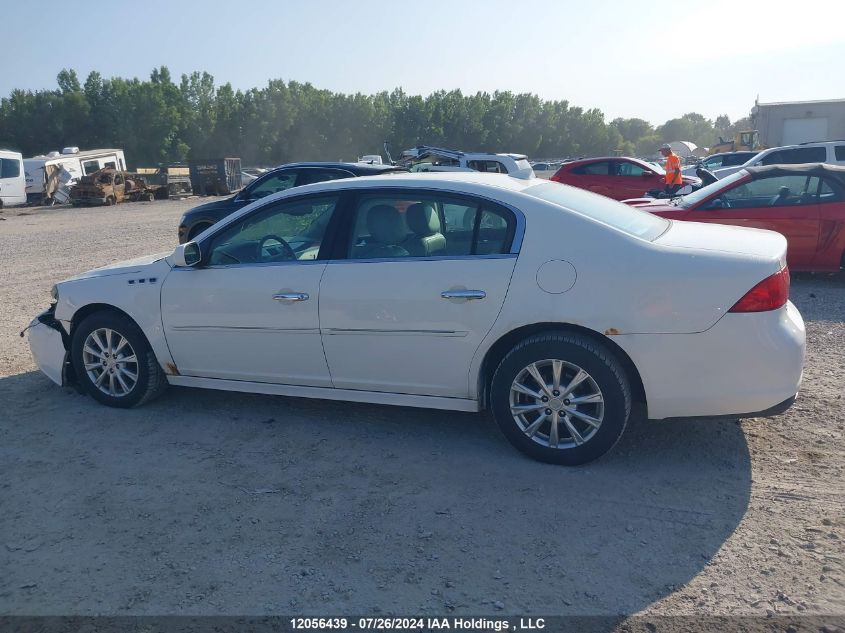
[706,175,821,209]
[207,195,338,265]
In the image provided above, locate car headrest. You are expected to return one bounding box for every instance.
[406,202,440,236]
[367,205,407,244]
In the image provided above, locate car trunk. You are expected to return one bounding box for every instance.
[655,220,788,263]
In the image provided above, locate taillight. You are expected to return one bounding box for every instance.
[550,171,563,182]
[728,267,790,313]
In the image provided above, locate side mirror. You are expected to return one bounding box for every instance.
[172,242,202,267]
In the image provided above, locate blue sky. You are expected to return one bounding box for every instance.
[4,0,844,125]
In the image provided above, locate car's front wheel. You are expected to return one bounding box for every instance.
[71,311,167,408]
[491,332,631,465]
[187,222,213,241]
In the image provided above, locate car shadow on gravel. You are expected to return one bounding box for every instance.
[1,370,752,618]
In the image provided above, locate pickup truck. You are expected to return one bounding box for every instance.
[69,168,164,206]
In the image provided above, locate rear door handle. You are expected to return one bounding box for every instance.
[273,292,309,302]
[441,290,486,300]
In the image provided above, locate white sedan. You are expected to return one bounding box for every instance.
[27,173,806,465]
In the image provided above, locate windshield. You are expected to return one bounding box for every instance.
[524,182,669,241]
[678,170,747,208]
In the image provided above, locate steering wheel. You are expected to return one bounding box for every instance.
[258,234,296,262]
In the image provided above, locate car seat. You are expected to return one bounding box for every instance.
[356,205,410,258]
[770,186,790,206]
[403,202,446,256]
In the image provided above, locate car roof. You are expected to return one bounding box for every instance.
[300,170,535,190]
[565,156,652,167]
[758,141,835,154]
[259,172,539,204]
[746,163,845,184]
[709,151,757,157]
[404,146,528,162]
[271,162,406,174]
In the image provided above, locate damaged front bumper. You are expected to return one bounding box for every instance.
[27,308,69,386]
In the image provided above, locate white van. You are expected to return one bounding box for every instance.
[713,140,845,179]
[24,148,126,204]
[0,150,26,208]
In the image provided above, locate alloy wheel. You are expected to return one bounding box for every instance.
[82,328,139,397]
[509,359,604,449]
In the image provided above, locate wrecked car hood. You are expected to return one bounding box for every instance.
[58,252,171,284]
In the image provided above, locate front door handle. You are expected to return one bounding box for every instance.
[273,292,309,302]
[441,289,486,300]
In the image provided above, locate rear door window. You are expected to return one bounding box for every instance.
[571,161,610,175]
[346,192,516,259]
[835,146,845,161]
[761,146,827,165]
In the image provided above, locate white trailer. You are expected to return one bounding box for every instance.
[24,148,126,205]
[0,149,26,208]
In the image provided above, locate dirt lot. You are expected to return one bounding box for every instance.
[0,199,843,618]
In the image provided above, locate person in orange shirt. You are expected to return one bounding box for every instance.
[659,143,683,195]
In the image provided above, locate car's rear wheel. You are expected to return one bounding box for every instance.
[490,332,631,465]
[71,311,167,408]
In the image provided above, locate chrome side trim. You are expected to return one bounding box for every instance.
[169,326,320,334]
[322,328,468,337]
[327,253,517,265]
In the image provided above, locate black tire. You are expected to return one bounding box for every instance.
[71,311,167,408]
[490,332,631,465]
[187,222,213,241]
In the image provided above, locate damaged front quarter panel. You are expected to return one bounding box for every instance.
[26,307,71,386]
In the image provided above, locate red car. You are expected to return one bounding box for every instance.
[624,164,845,272]
[550,157,699,200]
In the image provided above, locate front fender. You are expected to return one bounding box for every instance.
[54,259,176,375]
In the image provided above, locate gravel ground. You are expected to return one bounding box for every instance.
[0,200,843,617]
